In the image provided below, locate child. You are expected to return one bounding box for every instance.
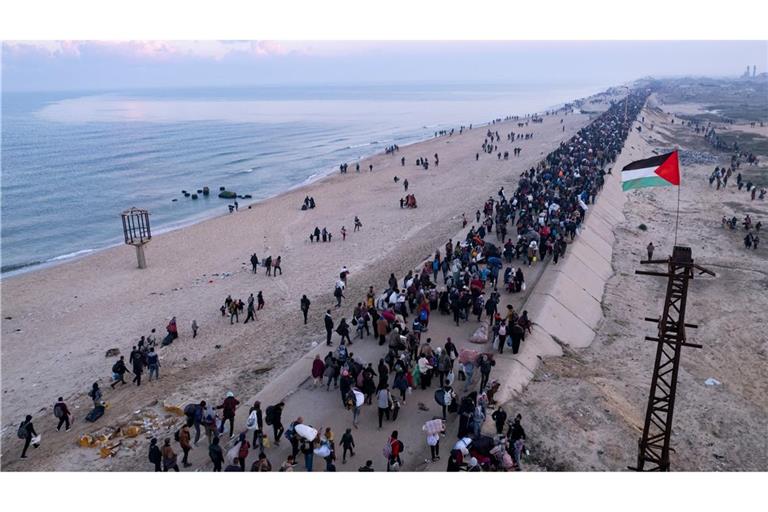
[191,320,199,338]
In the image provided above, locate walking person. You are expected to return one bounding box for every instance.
[647,242,655,261]
[311,355,325,387]
[53,397,72,432]
[131,349,144,387]
[376,384,392,430]
[191,319,199,338]
[110,356,129,389]
[162,438,180,472]
[267,401,285,446]
[247,401,264,453]
[235,432,250,471]
[209,436,224,472]
[385,431,403,472]
[340,428,355,464]
[257,291,265,310]
[18,415,37,460]
[300,294,311,324]
[146,348,160,381]
[148,438,162,471]
[216,391,240,438]
[244,294,256,323]
[178,424,192,468]
[324,310,334,346]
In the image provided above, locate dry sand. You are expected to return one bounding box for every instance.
[504,95,768,471]
[1,93,610,470]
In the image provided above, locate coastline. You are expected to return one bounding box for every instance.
[1,86,617,470]
[1,88,603,279]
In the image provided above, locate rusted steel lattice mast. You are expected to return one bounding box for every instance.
[629,246,714,472]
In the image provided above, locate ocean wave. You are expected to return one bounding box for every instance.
[49,248,96,262]
[346,142,372,149]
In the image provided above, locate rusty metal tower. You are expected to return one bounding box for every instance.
[629,245,714,471]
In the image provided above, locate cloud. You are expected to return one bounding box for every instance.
[2,40,293,61]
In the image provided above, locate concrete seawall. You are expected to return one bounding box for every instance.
[491,117,648,406]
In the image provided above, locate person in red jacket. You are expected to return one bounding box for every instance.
[311,354,325,387]
[386,430,404,471]
[216,391,240,438]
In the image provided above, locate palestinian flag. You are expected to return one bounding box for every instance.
[621,150,680,191]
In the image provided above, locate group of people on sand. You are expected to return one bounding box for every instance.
[17,316,184,460]
[414,154,438,170]
[220,292,265,324]
[721,214,761,250]
[708,154,765,199]
[250,254,282,276]
[310,217,363,244]
[301,196,317,210]
[400,195,418,208]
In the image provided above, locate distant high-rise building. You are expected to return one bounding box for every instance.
[753,65,757,77]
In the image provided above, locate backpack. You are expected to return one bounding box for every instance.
[17,421,28,439]
[183,403,197,418]
[285,424,296,442]
[264,406,275,426]
[53,403,64,419]
[111,361,121,373]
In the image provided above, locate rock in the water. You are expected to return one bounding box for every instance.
[219,186,226,191]
[202,187,210,196]
[191,194,198,199]
[218,190,237,199]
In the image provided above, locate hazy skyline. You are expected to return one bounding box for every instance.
[2,40,766,92]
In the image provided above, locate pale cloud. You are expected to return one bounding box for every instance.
[2,40,294,60]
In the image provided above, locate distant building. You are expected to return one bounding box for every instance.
[753,65,757,77]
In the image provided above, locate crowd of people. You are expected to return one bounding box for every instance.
[15,91,648,471]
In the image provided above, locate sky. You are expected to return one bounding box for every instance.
[2,40,767,92]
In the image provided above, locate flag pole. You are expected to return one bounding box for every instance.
[674,147,680,246]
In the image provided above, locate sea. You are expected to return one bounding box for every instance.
[1,82,606,275]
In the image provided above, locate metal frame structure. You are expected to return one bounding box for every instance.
[629,245,714,471]
[121,207,152,269]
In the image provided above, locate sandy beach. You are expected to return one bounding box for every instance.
[1,90,618,470]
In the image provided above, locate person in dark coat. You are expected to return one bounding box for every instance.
[19,415,37,459]
[324,310,334,346]
[131,350,145,387]
[509,323,524,355]
[491,407,508,435]
[208,436,224,472]
[148,437,162,471]
[300,295,311,324]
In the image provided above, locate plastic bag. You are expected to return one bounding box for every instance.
[522,282,527,291]
[262,435,271,448]
[314,443,331,458]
